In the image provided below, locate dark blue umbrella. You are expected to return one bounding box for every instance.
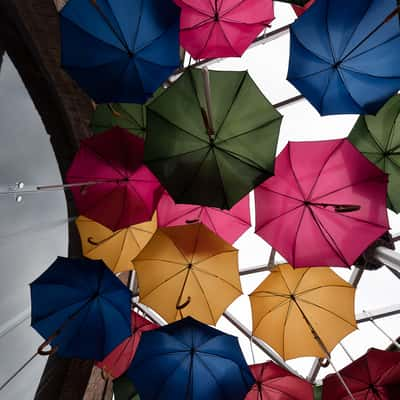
[287,0,400,115]
[127,317,254,400]
[30,256,132,360]
[60,0,180,104]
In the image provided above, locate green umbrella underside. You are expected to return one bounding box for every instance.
[348,94,400,213]
[144,69,282,209]
[113,375,140,400]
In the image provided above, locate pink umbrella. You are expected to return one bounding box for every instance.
[96,311,158,379]
[66,127,163,230]
[292,0,316,17]
[246,361,314,400]
[174,0,274,59]
[157,191,251,244]
[255,139,389,267]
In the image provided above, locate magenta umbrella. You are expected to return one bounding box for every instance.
[255,139,389,267]
[66,127,163,230]
[292,0,315,17]
[157,191,251,244]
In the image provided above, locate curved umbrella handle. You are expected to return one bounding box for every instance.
[185,219,200,224]
[37,332,60,356]
[318,358,330,368]
[176,296,191,310]
[334,205,361,213]
[88,236,100,246]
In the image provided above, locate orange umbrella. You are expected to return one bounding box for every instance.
[133,223,242,325]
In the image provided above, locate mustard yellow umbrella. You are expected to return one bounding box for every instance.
[76,213,157,274]
[133,223,242,325]
[250,263,357,361]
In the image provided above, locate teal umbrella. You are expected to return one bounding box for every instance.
[348,95,400,213]
[144,68,282,209]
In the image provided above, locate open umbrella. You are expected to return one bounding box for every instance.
[30,257,132,360]
[246,361,314,400]
[255,139,389,267]
[127,316,255,400]
[174,0,274,59]
[96,311,158,379]
[66,127,163,231]
[287,0,400,115]
[133,223,242,324]
[157,191,251,244]
[348,94,400,213]
[60,0,180,104]
[292,0,315,16]
[76,213,157,274]
[144,68,282,209]
[322,348,400,400]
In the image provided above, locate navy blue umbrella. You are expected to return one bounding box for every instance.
[127,317,254,400]
[287,0,400,115]
[30,257,132,360]
[60,0,180,104]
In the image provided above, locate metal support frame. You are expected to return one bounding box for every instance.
[373,246,400,273]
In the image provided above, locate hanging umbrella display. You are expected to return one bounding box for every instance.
[246,361,314,400]
[157,191,251,244]
[113,375,140,400]
[292,0,315,16]
[60,0,180,104]
[287,0,400,115]
[348,94,400,213]
[96,311,158,379]
[144,68,282,209]
[127,316,255,400]
[75,213,157,274]
[174,0,274,59]
[66,127,163,231]
[255,138,389,267]
[30,257,132,360]
[133,223,242,324]
[322,348,400,400]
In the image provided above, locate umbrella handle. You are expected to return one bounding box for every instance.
[88,236,100,246]
[185,219,200,224]
[318,358,330,368]
[334,205,361,213]
[37,332,60,356]
[176,296,191,310]
[101,368,113,381]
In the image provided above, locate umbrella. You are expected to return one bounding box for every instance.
[54,0,67,12]
[132,223,242,324]
[292,0,315,16]
[174,0,274,59]
[322,348,400,400]
[60,0,180,104]
[75,213,157,274]
[246,361,314,400]
[30,257,132,360]
[144,68,282,209]
[287,0,400,115]
[127,316,255,400]
[113,375,140,400]
[255,138,389,267]
[348,94,400,213]
[66,127,163,231]
[157,191,251,244]
[96,311,158,379]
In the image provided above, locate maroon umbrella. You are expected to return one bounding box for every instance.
[322,348,400,400]
[246,361,314,400]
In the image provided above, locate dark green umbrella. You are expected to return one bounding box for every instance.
[113,375,140,400]
[144,68,282,209]
[348,95,400,213]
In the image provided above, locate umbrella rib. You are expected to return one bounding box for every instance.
[296,284,354,297]
[213,148,231,208]
[98,300,109,360]
[318,68,336,113]
[192,249,237,266]
[113,185,128,231]
[145,145,211,164]
[287,142,307,200]
[131,0,143,51]
[162,206,203,226]
[386,155,400,169]
[113,229,130,272]
[177,1,213,18]
[193,266,242,294]
[282,299,294,361]
[339,61,400,80]
[292,206,307,267]
[189,223,203,264]
[252,298,291,333]
[258,185,303,203]
[217,22,242,57]
[180,18,215,32]
[386,115,400,153]
[219,207,251,227]
[261,383,305,400]
[290,65,334,81]
[335,67,365,111]
[203,208,219,234]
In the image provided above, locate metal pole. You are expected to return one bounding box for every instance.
[373,246,400,273]
[201,67,215,135]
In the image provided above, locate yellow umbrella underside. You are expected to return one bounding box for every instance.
[250,263,357,360]
[76,213,157,274]
[133,223,242,325]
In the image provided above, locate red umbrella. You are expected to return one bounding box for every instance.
[157,191,251,244]
[255,139,389,267]
[66,127,163,230]
[246,361,314,400]
[322,348,400,400]
[95,311,159,379]
[174,0,274,59]
[292,0,315,17]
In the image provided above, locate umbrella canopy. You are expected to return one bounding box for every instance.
[246,361,314,400]
[287,0,400,115]
[157,191,251,244]
[113,375,140,400]
[30,257,132,360]
[322,348,400,400]
[144,68,282,209]
[127,316,255,400]
[348,95,400,213]
[60,0,180,104]
[96,311,158,379]
[292,0,315,16]
[76,213,157,274]
[255,138,389,267]
[249,263,357,360]
[66,127,163,231]
[54,0,67,12]
[133,223,242,324]
[174,0,274,59]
